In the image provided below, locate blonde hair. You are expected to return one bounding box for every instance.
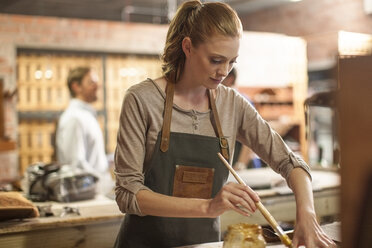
[161,0,242,83]
[67,66,91,97]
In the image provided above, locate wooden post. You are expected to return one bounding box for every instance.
[338,55,372,248]
[0,79,4,139]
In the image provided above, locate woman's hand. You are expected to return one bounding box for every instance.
[206,182,260,217]
[288,168,337,247]
[292,211,337,248]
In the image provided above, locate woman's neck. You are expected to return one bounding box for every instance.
[174,78,209,112]
[155,76,211,112]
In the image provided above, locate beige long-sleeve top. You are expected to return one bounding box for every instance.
[114,79,310,216]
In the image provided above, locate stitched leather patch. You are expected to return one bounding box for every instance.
[173,165,214,199]
[182,171,209,184]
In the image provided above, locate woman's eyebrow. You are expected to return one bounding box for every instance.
[210,54,239,60]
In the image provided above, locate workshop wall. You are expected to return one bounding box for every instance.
[0,14,168,140]
[240,0,372,65]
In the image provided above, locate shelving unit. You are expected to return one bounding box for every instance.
[16,51,162,176]
[240,87,294,121]
[235,32,308,160]
[238,86,304,155]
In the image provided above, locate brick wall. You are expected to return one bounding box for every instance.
[240,0,372,65]
[0,14,168,178]
[0,14,168,140]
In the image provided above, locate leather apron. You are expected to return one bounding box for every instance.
[114,81,229,248]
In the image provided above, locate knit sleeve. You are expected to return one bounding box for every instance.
[235,91,311,186]
[114,88,152,216]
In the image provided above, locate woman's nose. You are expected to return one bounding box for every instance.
[218,64,229,77]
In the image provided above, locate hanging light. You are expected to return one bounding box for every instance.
[45,69,53,79]
[34,70,42,80]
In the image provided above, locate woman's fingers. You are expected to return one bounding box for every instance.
[292,224,338,248]
[208,182,260,217]
[291,236,299,247]
[221,196,252,216]
[223,183,259,213]
[315,232,337,248]
[232,204,252,216]
[313,225,337,248]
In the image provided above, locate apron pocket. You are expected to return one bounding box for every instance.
[172,165,214,199]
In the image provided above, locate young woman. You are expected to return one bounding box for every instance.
[114,1,336,247]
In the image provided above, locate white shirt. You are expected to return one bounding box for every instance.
[56,98,113,193]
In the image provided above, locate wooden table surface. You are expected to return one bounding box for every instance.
[178,222,341,248]
[0,194,124,248]
[178,242,287,248]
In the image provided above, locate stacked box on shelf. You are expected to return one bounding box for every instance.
[105,55,162,153]
[17,54,104,111]
[239,87,296,121]
[18,120,55,174]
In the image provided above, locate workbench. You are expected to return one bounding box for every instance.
[178,222,341,247]
[0,168,339,248]
[180,242,287,247]
[0,195,124,248]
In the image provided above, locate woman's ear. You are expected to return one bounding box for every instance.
[182,37,192,58]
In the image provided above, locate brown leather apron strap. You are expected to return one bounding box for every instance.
[161,81,229,160]
[208,89,229,160]
[160,81,175,152]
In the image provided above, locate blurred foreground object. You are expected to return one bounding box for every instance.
[23,162,98,202]
[0,191,39,221]
[304,90,340,168]
[338,54,372,248]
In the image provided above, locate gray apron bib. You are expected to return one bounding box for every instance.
[114,81,229,248]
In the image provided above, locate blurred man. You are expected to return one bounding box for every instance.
[56,66,113,194]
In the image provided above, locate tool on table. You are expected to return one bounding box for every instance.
[263,227,294,243]
[60,206,81,217]
[217,152,293,248]
[37,204,54,217]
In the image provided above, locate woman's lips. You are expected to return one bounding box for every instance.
[210,78,222,84]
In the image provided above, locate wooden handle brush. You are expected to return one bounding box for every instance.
[217,152,293,248]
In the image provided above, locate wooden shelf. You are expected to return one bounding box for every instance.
[237,85,307,159]
[17,110,105,121]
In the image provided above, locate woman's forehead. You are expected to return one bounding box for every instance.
[200,35,240,57]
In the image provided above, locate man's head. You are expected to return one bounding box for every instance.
[67,67,98,103]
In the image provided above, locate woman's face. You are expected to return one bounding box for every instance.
[185,34,240,89]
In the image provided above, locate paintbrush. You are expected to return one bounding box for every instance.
[217,152,293,248]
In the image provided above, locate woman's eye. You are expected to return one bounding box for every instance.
[210,59,222,64]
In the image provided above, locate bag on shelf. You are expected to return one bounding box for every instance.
[23,162,98,202]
